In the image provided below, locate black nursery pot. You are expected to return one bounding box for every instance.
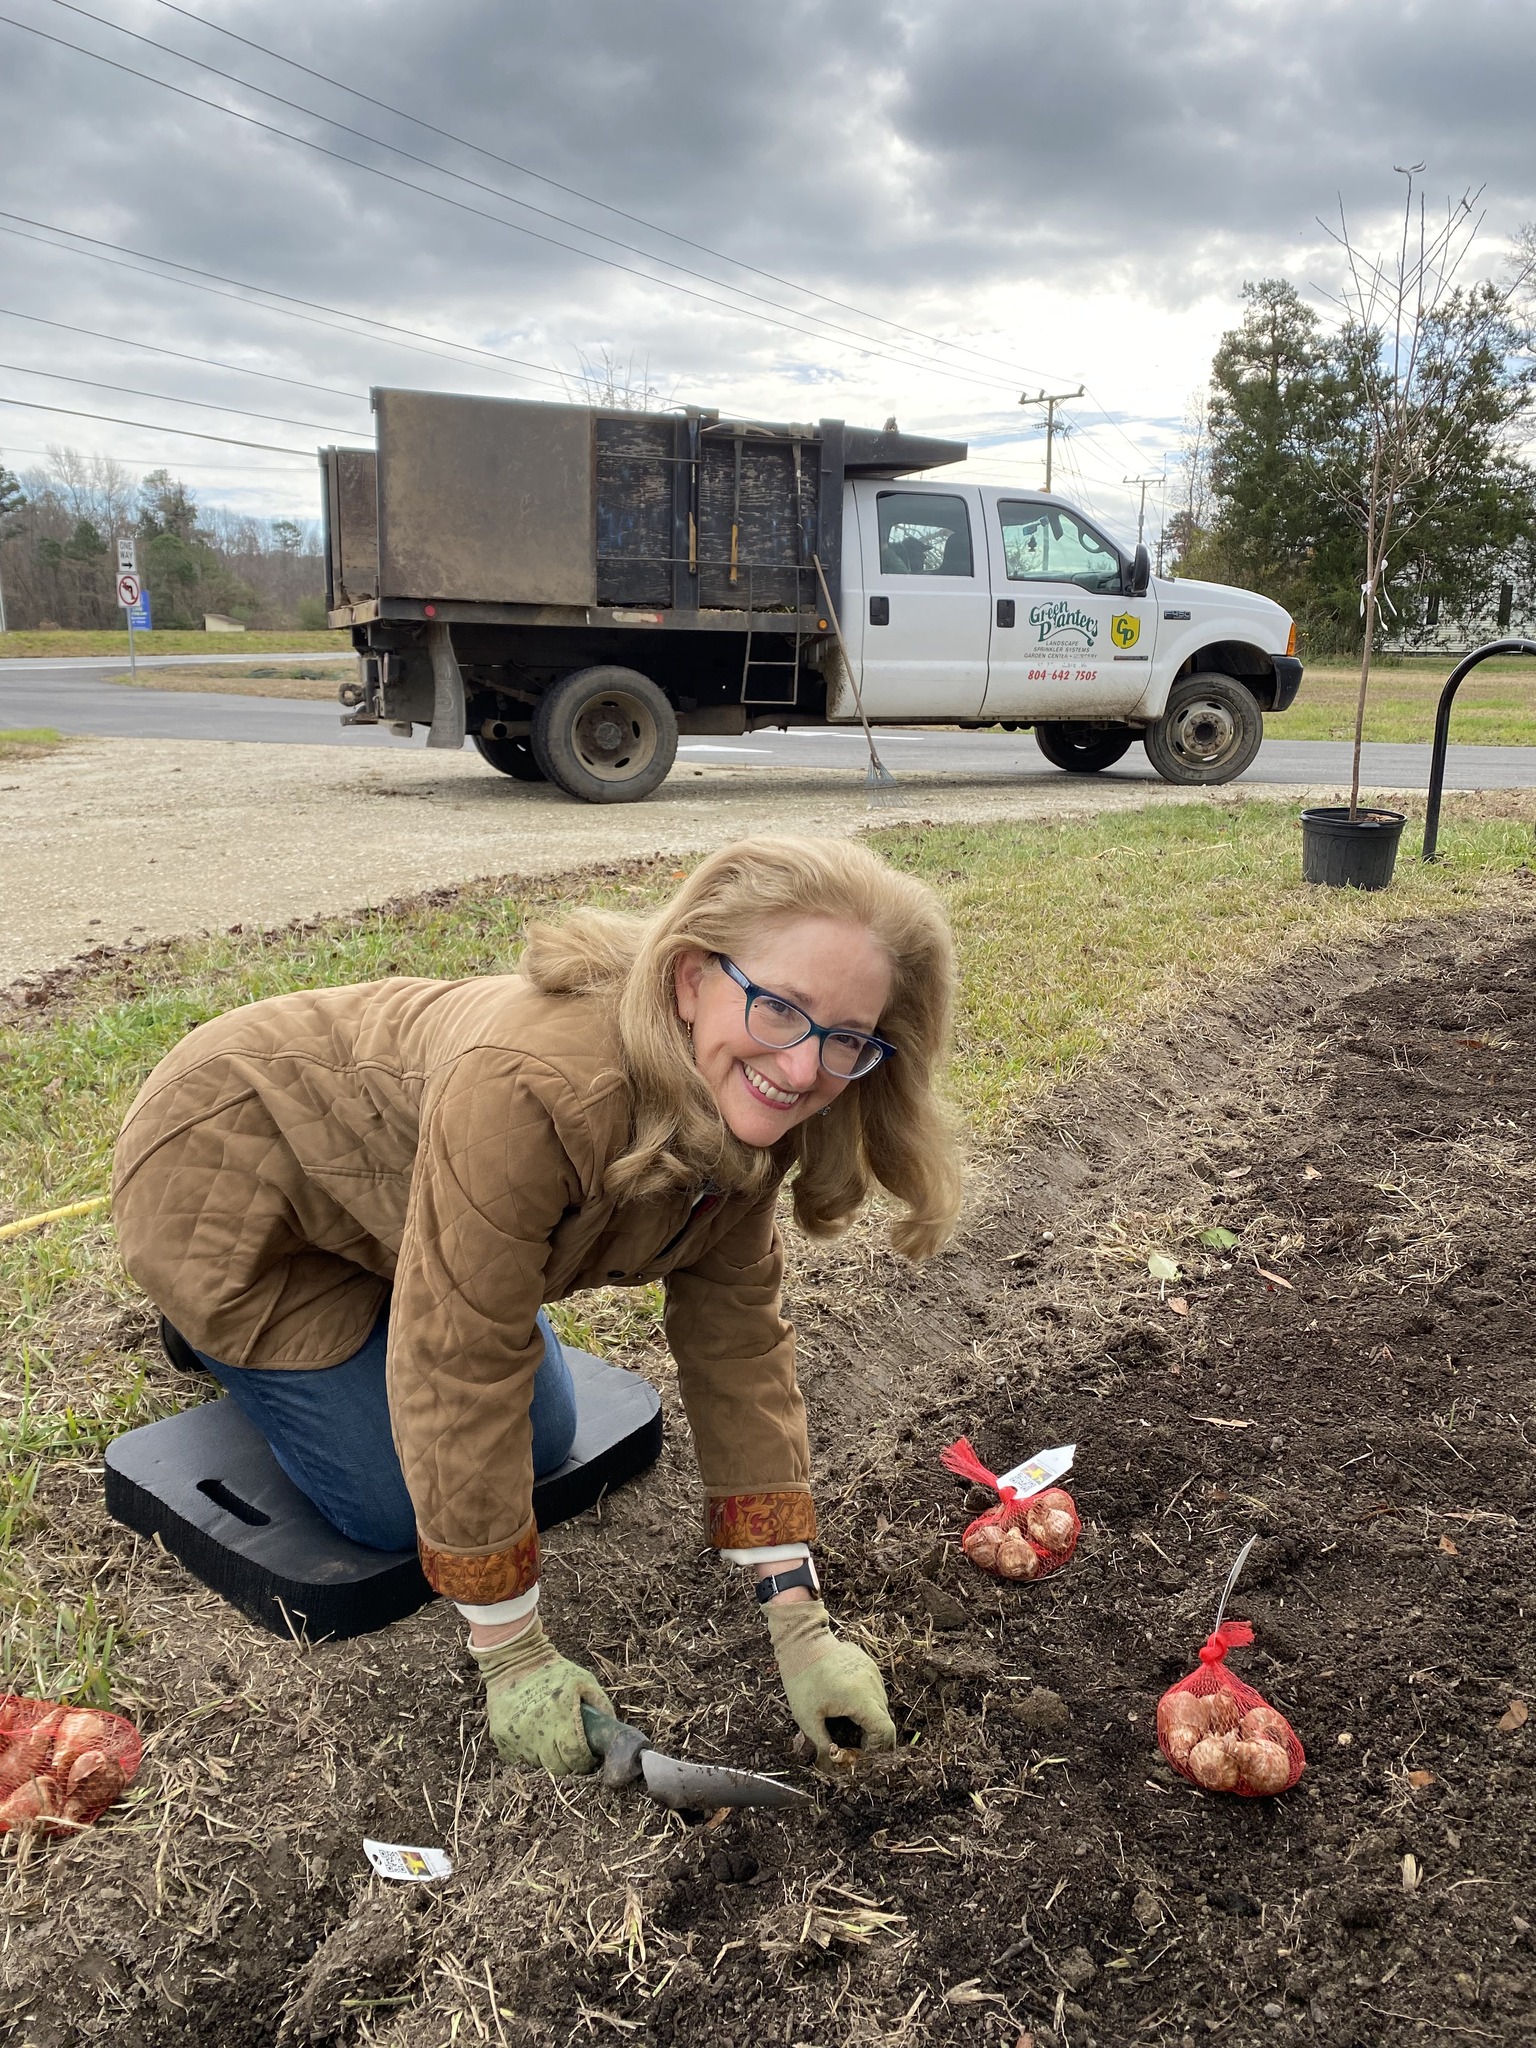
[1299,805,1407,890]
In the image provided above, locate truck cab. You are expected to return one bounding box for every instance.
[837,477,1300,781]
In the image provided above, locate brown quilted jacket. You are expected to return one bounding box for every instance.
[112,976,815,1603]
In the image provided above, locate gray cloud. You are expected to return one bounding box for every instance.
[0,0,1530,522]
[884,0,1535,292]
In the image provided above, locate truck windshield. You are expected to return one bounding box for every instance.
[998,502,1123,595]
[876,492,974,576]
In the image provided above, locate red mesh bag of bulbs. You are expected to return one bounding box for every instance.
[0,1695,144,1835]
[940,1437,1081,1581]
[1156,1621,1305,1797]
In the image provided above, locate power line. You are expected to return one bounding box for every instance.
[49,0,1024,390]
[0,304,368,405]
[144,0,1073,390]
[1122,472,1162,546]
[10,8,1030,397]
[959,439,1137,490]
[1053,435,1097,518]
[1082,386,1167,471]
[0,357,358,436]
[0,394,313,455]
[0,214,574,395]
[3,211,1109,488]
[0,438,316,474]
[1018,385,1083,493]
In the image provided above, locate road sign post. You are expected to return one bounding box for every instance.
[116,538,140,680]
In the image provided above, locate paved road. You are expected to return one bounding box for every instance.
[0,651,352,672]
[4,664,1535,789]
[1,663,399,748]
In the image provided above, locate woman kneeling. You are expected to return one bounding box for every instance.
[113,837,962,1773]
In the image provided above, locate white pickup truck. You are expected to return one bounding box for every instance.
[832,476,1299,780]
[324,394,1301,802]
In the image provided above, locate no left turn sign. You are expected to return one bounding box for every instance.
[117,572,142,609]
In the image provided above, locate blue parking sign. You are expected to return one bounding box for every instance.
[127,588,152,630]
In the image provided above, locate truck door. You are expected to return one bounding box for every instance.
[980,495,1157,720]
[846,481,990,719]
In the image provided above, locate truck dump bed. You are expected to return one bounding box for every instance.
[323,393,965,626]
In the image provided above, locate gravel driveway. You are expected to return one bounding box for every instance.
[1,736,1351,987]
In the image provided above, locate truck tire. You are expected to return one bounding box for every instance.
[1034,722,1135,774]
[473,732,545,782]
[1142,675,1262,785]
[532,667,679,803]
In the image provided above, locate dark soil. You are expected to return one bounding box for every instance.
[5,915,1533,2048]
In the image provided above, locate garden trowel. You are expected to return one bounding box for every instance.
[581,1704,810,1811]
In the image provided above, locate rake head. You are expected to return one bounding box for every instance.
[864,750,899,807]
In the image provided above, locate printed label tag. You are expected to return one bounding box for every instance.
[995,1442,1075,1501]
[363,1838,453,1883]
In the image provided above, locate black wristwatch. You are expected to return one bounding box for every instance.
[754,1556,820,1606]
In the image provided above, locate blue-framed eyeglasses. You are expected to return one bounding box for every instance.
[717,956,895,1079]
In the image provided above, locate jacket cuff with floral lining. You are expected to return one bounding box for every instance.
[707,1491,817,1548]
[418,1521,540,1603]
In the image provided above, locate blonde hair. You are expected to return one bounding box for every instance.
[521,837,962,1259]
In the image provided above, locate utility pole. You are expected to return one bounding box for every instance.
[1019,385,1083,493]
[1123,473,1161,546]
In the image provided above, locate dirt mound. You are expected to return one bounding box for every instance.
[4,914,1533,2045]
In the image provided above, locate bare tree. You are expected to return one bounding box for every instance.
[44,445,136,537]
[1162,392,1213,571]
[1321,172,1532,817]
[565,347,672,411]
[1511,221,1536,306]
[1180,392,1213,533]
[0,446,325,630]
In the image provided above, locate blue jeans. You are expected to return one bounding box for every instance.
[195,1306,577,1553]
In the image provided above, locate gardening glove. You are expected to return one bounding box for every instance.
[766,1599,897,1763]
[471,1618,615,1776]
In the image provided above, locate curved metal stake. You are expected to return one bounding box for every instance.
[1422,637,1536,860]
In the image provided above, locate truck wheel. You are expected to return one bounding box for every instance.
[1034,722,1135,773]
[473,732,545,782]
[1143,675,1262,785]
[532,667,679,803]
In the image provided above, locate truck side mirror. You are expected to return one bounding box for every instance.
[1128,544,1151,597]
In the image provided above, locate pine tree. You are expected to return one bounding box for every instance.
[1197,280,1348,616]
[0,461,24,530]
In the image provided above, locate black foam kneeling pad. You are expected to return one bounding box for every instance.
[103,1349,662,1641]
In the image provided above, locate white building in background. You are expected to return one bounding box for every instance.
[1382,577,1532,655]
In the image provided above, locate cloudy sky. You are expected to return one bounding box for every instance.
[1,0,1531,546]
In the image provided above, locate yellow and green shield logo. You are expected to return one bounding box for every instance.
[1110,612,1141,649]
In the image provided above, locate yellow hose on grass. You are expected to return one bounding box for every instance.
[0,1195,110,1241]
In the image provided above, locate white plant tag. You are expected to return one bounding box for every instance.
[994,1443,1076,1501]
[364,1838,453,1883]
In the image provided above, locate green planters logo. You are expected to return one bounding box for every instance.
[1111,612,1141,648]
[1029,599,1099,644]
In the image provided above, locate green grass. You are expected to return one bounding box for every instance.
[0,628,347,658]
[3,799,1534,1696]
[0,726,65,761]
[880,801,1535,1127]
[1280,656,1536,745]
